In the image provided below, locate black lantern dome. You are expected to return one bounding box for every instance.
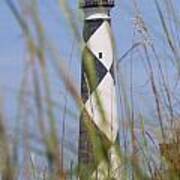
[79,0,115,8]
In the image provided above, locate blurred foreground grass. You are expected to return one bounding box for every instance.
[0,0,179,179]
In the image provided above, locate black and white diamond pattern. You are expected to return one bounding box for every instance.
[79,19,118,166]
[81,47,108,101]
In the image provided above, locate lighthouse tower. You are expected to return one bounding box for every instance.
[79,0,118,171]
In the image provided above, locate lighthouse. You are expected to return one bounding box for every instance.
[78,0,119,175]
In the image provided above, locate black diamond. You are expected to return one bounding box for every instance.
[81,47,108,103]
[83,19,104,42]
[81,71,89,103]
[109,63,116,84]
[83,20,111,42]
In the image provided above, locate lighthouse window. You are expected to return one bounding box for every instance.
[99,52,103,59]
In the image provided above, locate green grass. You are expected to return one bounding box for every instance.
[1,0,180,179]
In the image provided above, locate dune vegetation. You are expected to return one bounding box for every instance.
[1,0,179,179]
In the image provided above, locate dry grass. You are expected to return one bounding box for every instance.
[1,0,180,179]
